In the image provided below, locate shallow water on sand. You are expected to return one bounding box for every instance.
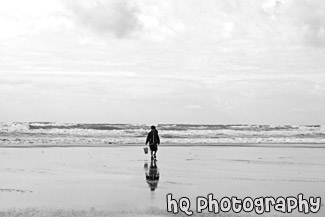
[0,146,324,216]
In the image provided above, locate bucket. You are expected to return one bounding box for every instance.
[143,147,148,154]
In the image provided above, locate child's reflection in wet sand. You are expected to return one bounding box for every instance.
[144,160,160,191]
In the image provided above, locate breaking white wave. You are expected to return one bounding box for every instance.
[0,122,325,146]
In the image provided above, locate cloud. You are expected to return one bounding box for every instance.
[1,0,324,124]
[65,0,142,38]
[184,104,202,110]
[60,0,325,48]
[2,0,324,47]
[0,0,67,40]
[294,0,325,47]
[262,0,325,47]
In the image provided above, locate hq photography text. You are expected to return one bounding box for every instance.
[166,193,321,215]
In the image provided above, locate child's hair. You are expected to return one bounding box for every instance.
[151,125,156,130]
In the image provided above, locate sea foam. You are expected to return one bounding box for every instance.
[0,122,324,145]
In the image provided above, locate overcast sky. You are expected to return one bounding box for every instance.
[1,0,324,124]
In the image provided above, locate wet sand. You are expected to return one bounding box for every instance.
[0,145,324,216]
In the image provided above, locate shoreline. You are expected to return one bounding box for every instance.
[0,142,325,148]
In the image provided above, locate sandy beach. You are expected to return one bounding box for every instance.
[0,145,324,216]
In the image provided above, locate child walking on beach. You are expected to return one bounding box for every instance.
[145,125,160,160]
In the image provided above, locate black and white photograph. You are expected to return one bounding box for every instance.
[0,0,324,216]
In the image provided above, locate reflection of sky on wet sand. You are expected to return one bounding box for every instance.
[0,146,324,216]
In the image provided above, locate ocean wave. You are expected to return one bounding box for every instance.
[0,122,324,145]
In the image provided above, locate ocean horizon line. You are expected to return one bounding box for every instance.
[0,122,323,126]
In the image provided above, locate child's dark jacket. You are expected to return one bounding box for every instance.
[146,129,160,145]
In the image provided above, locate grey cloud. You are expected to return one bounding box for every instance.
[288,0,325,47]
[264,0,325,47]
[62,0,325,46]
[66,0,142,38]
